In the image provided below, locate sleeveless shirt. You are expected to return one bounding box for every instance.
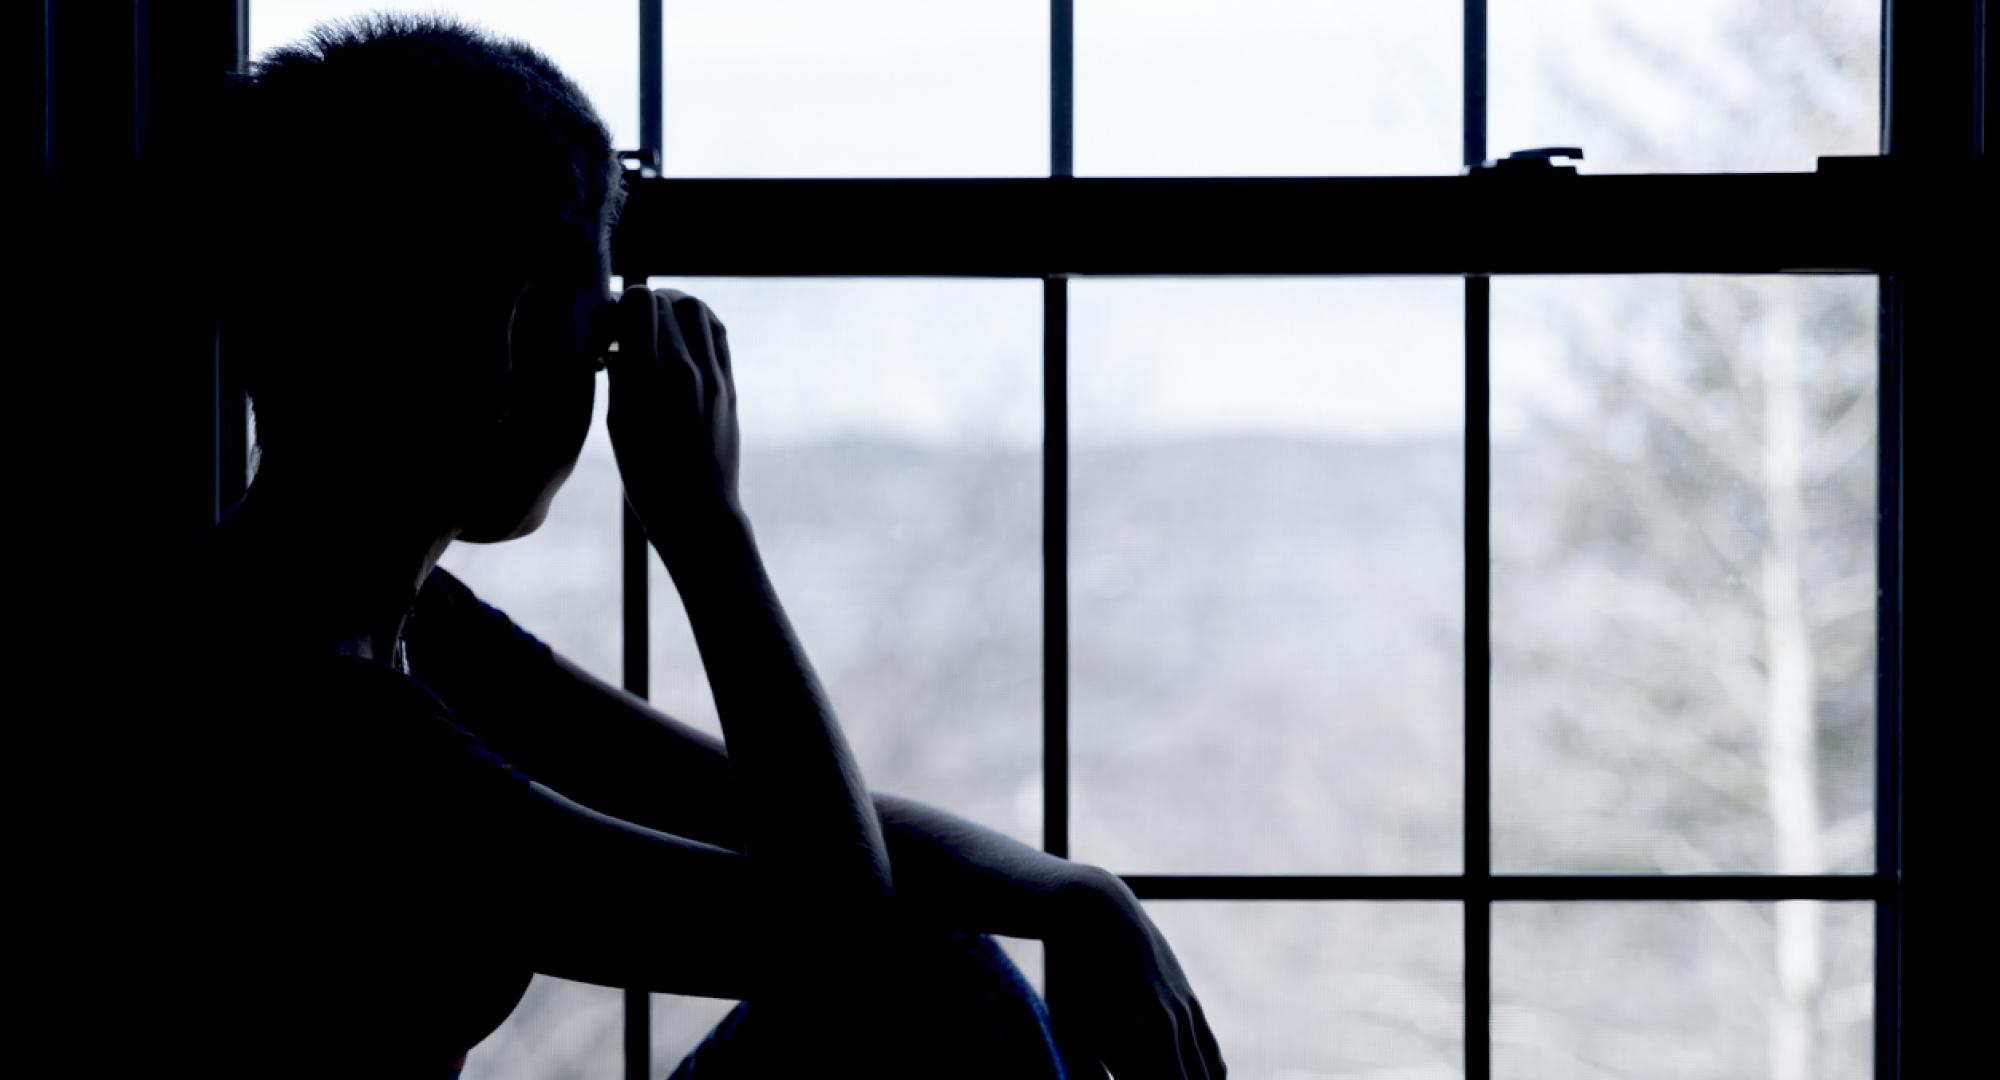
[178,536,562,1079]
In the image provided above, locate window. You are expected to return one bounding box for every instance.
[233,3,1945,1077]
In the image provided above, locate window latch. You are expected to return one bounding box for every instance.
[618,148,661,179]
[1467,146,1584,176]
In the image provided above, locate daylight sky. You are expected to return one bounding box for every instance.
[248,1,1878,448]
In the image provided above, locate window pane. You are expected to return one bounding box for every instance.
[1071,279,1464,874]
[1494,902,1875,1080]
[994,936,1046,999]
[1078,1,1461,176]
[250,1,639,151]
[651,994,743,1079]
[1490,0,1879,173]
[643,278,1044,850]
[662,1,1046,176]
[1491,276,1878,874]
[461,979,623,1080]
[1143,902,1461,1078]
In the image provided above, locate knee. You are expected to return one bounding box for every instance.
[879,928,1065,1078]
[881,925,1029,1000]
[714,927,1066,1080]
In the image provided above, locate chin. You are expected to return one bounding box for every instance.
[459,458,574,544]
[458,487,556,543]
[465,501,550,544]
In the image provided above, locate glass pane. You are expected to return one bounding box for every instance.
[250,1,639,151]
[1078,0,1461,176]
[1491,276,1878,874]
[995,935,1046,998]
[662,1,1046,176]
[651,994,744,1079]
[1495,902,1875,1080]
[460,978,623,1080]
[643,278,1044,850]
[1071,279,1464,874]
[1490,0,1879,173]
[1142,902,1461,1078]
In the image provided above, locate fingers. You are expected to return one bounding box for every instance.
[1068,1054,1111,1080]
[712,315,733,385]
[1163,1014,1194,1080]
[611,285,710,412]
[1116,1001,1219,1080]
[652,290,705,405]
[1045,977,1111,1080]
[1174,1001,1216,1080]
[1190,998,1226,1079]
[658,288,730,414]
[1099,1006,1188,1080]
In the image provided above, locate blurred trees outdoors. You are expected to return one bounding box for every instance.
[1489,2,1879,1078]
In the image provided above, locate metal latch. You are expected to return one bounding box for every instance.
[618,149,661,178]
[1467,146,1584,176]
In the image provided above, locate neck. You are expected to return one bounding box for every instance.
[215,466,459,665]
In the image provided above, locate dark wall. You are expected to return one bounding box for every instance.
[1884,3,1989,1078]
[39,1,246,558]
[33,2,247,1053]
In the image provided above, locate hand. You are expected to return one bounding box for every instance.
[606,285,743,561]
[1048,867,1227,1079]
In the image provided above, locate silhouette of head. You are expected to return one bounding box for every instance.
[222,12,624,542]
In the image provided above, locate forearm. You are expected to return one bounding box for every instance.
[873,790,1108,941]
[661,506,895,906]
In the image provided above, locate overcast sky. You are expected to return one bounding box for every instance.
[249,1,1878,448]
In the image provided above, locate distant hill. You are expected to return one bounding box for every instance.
[448,430,1473,874]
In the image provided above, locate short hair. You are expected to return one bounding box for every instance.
[221,12,625,471]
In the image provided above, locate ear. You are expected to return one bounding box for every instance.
[490,283,534,425]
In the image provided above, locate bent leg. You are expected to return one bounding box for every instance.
[666,925,1069,1080]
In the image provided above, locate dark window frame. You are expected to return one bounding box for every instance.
[183,2,1990,1077]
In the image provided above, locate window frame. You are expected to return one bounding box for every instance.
[192,1,1992,1077]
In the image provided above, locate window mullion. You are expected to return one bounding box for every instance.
[624,3,664,1079]
[1464,4,1491,1080]
[1041,3,1079,1068]
[1051,0,1073,179]
[1464,276,1492,1080]
[1042,275,1070,867]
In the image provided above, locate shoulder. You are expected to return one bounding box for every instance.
[409,563,556,672]
[411,563,486,637]
[194,653,545,916]
[418,561,478,609]
[419,565,552,643]
[321,657,538,785]
[190,647,536,799]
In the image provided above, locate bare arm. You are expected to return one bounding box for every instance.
[474,281,1222,1077]
[421,628,1101,939]
[481,777,769,1000]
[196,658,804,1005]
[429,636,1222,1077]
[873,789,1111,939]
[607,285,894,918]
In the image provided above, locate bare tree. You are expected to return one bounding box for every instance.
[1492,4,1879,1077]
